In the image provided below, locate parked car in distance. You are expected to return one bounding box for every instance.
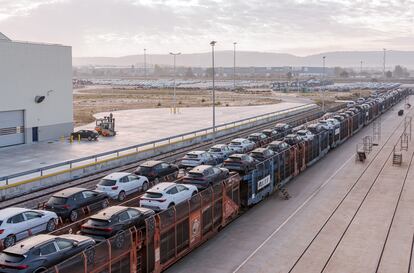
[347,101,356,108]
[228,138,255,153]
[140,183,198,211]
[0,208,58,249]
[179,151,217,168]
[45,188,109,222]
[208,144,233,163]
[250,148,275,162]
[357,98,365,104]
[0,234,95,273]
[96,172,149,201]
[283,134,303,145]
[247,133,269,146]
[70,130,99,141]
[223,154,258,173]
[267,140,290,153]
[318,119,335,130]
[274,123,292,136]
[307,124,326,134]
[262,129,280,139]
[296,130,315,141]
[80,206,154,240]
[134,160,178,182]
[326,118,341,127]
[182,165,229,190]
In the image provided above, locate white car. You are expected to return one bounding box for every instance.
[0,207,58,249]
[140,182,198,211]
[347,101,356,108]
[96,172,149,201]
[208,144,233,163]
[296,130,315,141]
[228,138,255,153]
[318,119,335,130]
[180,151,217,168]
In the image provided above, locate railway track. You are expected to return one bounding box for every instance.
[2,106,325,210]
[285,106,414,273]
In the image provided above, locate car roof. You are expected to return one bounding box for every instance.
[190,165,212,173]
[58,234,93,243]
[103,172,131,180]
[53,187,87,197]
[249,133,263,136]
[275,123,287,126]
[140,160,163,167]
[232,138,247,142]
[5,235,56,254]
[211,144,226,148]
[297,130,309,133]
[91,205,128,220]
[0,207,30,220]
[229,154,245,158]
[269,140,285,145]
[148,182,176,192]
[187,151,205,155]
[252,148,268,153]
[285,134,297,138]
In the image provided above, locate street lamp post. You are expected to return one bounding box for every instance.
[169,52,181,114]
[322,56,326,112]
[233,42,237,90]
[210,41,217,143]
[144,48,147,80]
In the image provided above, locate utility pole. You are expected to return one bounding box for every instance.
[233,42,237,90]
[169,52,181,114]
[322,56,326,112]
[210,41,217,143]
[144,48,147,80]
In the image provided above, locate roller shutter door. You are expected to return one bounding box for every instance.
[0,110,25,147]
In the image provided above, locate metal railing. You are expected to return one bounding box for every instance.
[0,104,317,187]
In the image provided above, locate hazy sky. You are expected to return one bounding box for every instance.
[0,0,413,57]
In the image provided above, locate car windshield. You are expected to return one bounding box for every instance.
[209,148,222,153]
[144,192,163,198]
[229,156,242,161]
[188,171,204,177]
[185,154,200,159]
[0,251,26,263]
[98,179,116,186]
[49,196,68,205]
[136,166,152,175]
[251,152,263,157]
[230,142,241,146]
[89,218,111,226]
[297,132,306,135]
[0,220,2,226]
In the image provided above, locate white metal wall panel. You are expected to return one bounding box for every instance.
[0,110,24,147]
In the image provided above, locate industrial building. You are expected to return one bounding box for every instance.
[0,32,73,148]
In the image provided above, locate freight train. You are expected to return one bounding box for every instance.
[0,89,409,273]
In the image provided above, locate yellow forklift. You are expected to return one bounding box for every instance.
[95,113,116,137]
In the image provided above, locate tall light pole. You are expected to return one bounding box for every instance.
[383,48,386,78]
[233,42,237,90]
[169,52,181,114]
[144,48,147,80]
[322,56,326,112]
[360,60,363,74]
[210,41,217,143]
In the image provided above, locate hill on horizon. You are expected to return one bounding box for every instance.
[73,50,414,69]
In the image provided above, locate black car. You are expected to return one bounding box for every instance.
[135,160,179,182]
[223,154,258,173]
[0,234,95,273]
[80,206,154,241]
[182,165,229,190]
[71,130,99,141]
[283,134,303,146]
[274,123,292,136]
[249,148,275,162]
[267,140,290,153]
[45,188,109,222]
[262,129,280,139]
[247,133,269,146]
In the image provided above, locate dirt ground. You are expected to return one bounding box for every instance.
[73,87,371,126]
[73,88,282,126]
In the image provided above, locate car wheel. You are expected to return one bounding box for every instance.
[168,203,175,208]
[118,191,126,201]
[114,231,126,249]
[3,235,16,248]
[102,199,109,208]
[88,136,92,141]
[34,268,47,273]
[192,191,197,196]
[142,182,149,192]
[69,210,79,222]
[46,219,56,232]
[154,177,160,184]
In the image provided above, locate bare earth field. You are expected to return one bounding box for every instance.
[73,87,370,126]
